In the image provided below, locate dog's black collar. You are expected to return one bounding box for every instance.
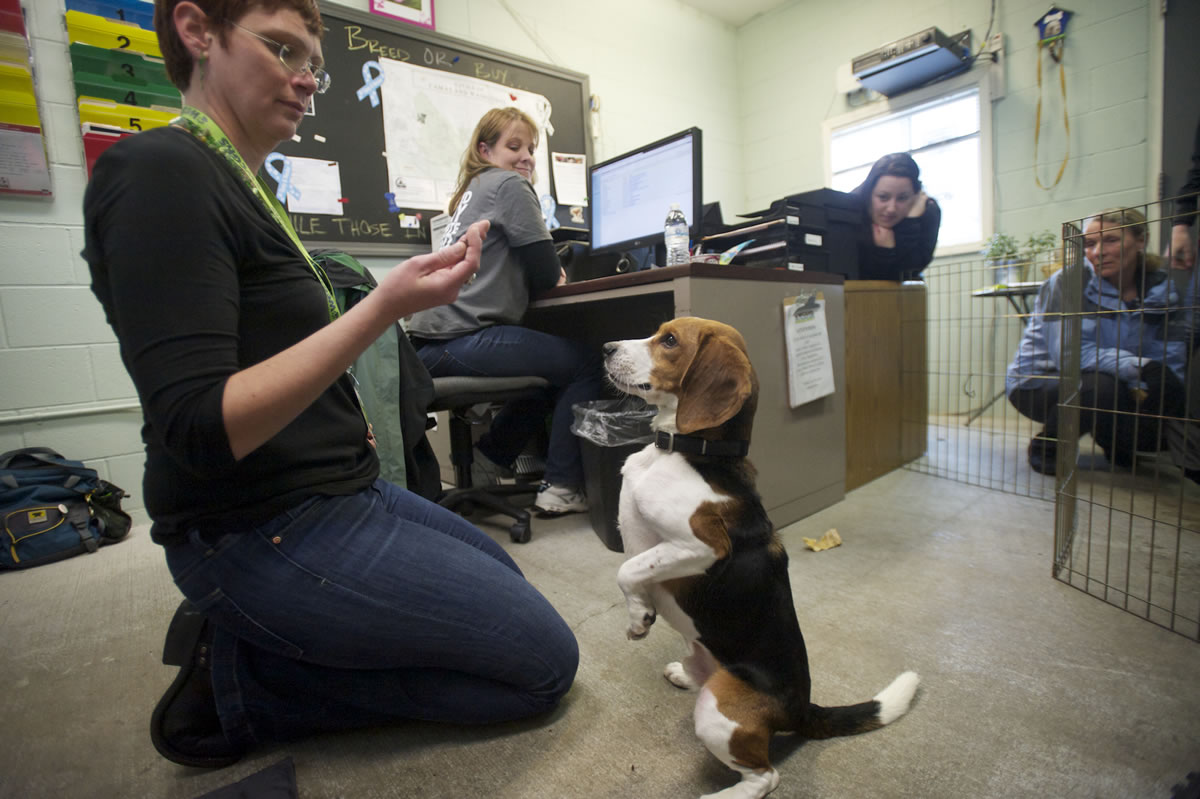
[655,430,749,458]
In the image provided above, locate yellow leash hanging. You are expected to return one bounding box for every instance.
[1033,7,1072,190]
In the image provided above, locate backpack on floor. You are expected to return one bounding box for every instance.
[0,447,132,570]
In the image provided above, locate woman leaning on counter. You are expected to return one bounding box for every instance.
[849,152,942,281]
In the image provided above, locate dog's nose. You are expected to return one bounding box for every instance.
[602,342,618,357]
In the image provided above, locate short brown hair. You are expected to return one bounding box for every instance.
[154,0,323,92]
[448,107,539,215]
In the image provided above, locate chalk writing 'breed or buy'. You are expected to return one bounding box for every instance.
[343,25,512,82]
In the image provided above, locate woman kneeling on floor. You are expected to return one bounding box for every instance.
[84,0,578,768]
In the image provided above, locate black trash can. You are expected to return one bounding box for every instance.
[571,399,656,552]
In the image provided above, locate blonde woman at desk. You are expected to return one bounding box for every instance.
[408,107,606,516]
[1005,207,1200,480]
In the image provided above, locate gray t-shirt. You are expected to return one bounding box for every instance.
[408,167,552,338]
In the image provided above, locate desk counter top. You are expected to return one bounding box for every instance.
[537,263,844,304]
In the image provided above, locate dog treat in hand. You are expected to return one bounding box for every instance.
[803,528,842,552]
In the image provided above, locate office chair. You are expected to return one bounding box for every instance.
[428,375,551,543]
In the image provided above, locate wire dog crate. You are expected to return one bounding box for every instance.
[906,198,1200,641]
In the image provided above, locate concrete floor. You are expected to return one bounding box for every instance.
[1,467,1198,799]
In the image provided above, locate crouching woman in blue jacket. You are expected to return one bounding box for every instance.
[1006,207,1200,479]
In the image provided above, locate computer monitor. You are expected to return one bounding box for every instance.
[588,127,702,256]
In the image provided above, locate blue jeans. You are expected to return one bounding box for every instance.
[416,325,606,487]
[163,479,579,752]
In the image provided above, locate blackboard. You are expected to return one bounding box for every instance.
[272,3,592,256]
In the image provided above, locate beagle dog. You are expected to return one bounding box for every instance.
[603,317,919,799]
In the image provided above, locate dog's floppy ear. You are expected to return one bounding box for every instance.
[676,332,753,434]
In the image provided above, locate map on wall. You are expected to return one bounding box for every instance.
[379,57,553,211]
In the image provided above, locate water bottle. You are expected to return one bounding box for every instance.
[664,203,690,267]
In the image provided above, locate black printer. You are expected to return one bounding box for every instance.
[699,188,861,280]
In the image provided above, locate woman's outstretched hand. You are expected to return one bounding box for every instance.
[378,219,490,318]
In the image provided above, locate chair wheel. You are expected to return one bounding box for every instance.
[509,521,531,544]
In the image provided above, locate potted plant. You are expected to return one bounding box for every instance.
[1021,230,1060,279]
[982,233,1021,285]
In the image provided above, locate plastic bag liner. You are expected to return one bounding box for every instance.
[570,398,657,447]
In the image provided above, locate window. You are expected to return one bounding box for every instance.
[825,76,990,255]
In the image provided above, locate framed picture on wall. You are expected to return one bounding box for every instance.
[369,0,435,30]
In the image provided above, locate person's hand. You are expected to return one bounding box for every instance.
[1170,224,1196,269]
[556,266,568,287]
[908,191,928,218]
[872,223,896,248]
[376,219,489,318]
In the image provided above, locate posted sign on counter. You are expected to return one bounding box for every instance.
[782,292,835,408]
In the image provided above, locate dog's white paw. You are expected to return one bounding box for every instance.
[664,661,698,689]
[626,614,655,640]
[625,603,655,639]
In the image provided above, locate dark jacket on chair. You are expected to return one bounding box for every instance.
[319,252,442,501]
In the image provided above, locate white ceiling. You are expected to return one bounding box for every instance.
[676,0,792,28]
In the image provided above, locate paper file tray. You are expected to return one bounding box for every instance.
[0,60,34,95]
[78,97,173,132]
[66,10,161,57]
[0,90,40,128]
[81,123,132,177]
[0,30,26,64]
[0,3,24,37]
[70,42,171,86]
[74,72,180,110]
[0,63,39,127]
[64,0,155,31]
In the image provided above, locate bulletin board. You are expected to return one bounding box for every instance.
[272,2,593,256]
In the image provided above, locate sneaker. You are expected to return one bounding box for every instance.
[533,481,588,516]
[469,447,513,487]
[1028,434,1057,476]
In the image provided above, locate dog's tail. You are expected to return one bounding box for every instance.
[792,671,920,739]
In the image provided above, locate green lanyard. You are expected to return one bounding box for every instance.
[173,107,375,430]
[172,106,341,322]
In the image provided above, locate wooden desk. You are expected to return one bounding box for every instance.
[843,281,927,491]
[526,264,847,529]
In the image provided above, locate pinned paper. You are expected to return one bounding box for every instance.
[266,154,345,215]
[782,292,835,408]
[550,152,587,206]
[803,528,842,552]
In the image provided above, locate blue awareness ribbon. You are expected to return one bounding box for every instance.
[356,61,385,108]
[264,152,301,205]
[540,194,560,230]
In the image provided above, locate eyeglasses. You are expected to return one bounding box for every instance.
[229,22,331,94]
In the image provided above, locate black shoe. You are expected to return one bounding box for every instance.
[1028,434,1057,476]
[1103,448,1135,469]
[1185,468,1200,486]
[150,600,241,768]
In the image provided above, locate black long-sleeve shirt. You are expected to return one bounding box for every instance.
[83,127,377,544]
[856,197,941,281]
